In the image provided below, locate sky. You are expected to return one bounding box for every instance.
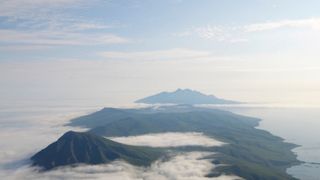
[1,0,320,106]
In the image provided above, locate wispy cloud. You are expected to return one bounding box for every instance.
[0,0,129,49]
[0,29,129,47]
[176,17,320,42]
[0,0,85,21]
[173,26,247,43]
[193,26,247,43]
[99,48,213,61]
[194,26,226,41]
[244,18,320,32]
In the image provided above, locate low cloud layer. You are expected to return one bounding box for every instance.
[0,106,239,180]
[2,152,240,180]
[109,132,225,147]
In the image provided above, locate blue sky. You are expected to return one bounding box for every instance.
[1,0,320,106]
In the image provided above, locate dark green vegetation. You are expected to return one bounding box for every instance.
[31,131,163,170]
[69,105,300,180]
[135,88,241,104]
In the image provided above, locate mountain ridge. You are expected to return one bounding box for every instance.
[135,88,241,105]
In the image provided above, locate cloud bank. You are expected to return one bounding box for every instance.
[109,132,225,147]
[0,106,238,180]
[2,152,240,180]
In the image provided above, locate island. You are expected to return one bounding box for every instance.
[135,88,241,105]
[31,92,299,179]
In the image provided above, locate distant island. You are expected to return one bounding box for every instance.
[135,88,241,105]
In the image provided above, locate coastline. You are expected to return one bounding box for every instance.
[219,106,320,180]
[68,105,302,179]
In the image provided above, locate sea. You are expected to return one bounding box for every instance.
[221,106,320,180]
[0,100,319,180]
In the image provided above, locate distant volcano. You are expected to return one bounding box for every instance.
[31,131,163,170]
[135,89,241,105]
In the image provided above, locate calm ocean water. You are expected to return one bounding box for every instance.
[223,107,320,180]
[0,101,319,179]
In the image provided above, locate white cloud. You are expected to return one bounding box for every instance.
[1,153,240,180]
[0,107,90,167]
[67,22,111,31]
[145,152,241,180]
[177,17,320,42]
[0,106,239,180]
[109,132,225,147]
[0,0,129,49]
[0,29,129,46]
[0,0,108,33]
[174,26,247,43]
[194,26,228,42]
[195,26,248,43]
[0,0,85,20]
[244,18,320,32]
[99,48,213,61]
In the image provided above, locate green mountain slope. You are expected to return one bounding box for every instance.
[31,131,163,170]
[68,105,254,129]
[68,105,300,179]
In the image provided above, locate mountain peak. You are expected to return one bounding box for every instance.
[176,88,191,91]
[135,89,240,105]
[174,88,196,93]
[61,130,78,138]
[31,131,163,170]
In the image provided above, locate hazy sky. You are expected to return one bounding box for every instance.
[1,0,320,106]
